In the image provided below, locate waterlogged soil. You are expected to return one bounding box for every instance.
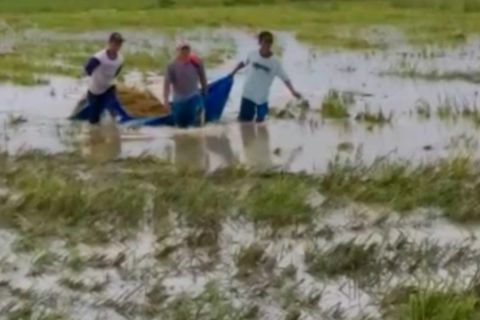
[1,202,480,320]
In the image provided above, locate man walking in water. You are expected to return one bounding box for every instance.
[232,31,301,122]
[163,41,208,127]
[84,32,124,125]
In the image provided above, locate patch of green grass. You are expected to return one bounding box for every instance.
[3,155,146,242]
[235,243,265,276]
[306,240,380,279]
[320,90,353,120]
[384,287,480,320]
[320,155,480,221]
[164,282,256,320]
[244,176,315,227]
[5,150,480,247]
[2,1,480,50]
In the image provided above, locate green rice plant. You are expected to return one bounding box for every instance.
[320,90,353,119]
[384,287,480,320]
[464,0,480,12]
[390,0,454,10]
[235,243,265,275]
[355,106,393,125]
[320,155,480,221]
[3,161,146,242]
[306,240,381,280]
[163,282,256,320]
[415,99,432,119]
[243,176,314,227]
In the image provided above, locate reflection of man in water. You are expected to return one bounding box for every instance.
[240,123,273,170]
[206,132,237,167]
[84,121,121,162]
[173,131,209,171]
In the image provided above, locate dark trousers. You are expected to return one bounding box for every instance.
[87,86,116,125]
[238,97,269,123]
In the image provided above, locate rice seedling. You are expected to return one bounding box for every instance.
[243,176,315,227]
[235,243,268,278]
[337,142,354,152]
[320,155,480,221]
[2,158,146,242]
[305,239,381,281]
[163,282,255,320]
[320,90,354,120]
[415,99,432,119]
[7,302,33,320]
[383,287,480,320]
[66,247,85,272]
[355,106,393,126]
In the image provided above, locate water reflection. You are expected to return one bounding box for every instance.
[83,123,121,162]
[206,132,237,166]
[240,123,273,170]
[173,130,209,170]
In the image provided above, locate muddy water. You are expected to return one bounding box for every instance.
[1,29,480,172]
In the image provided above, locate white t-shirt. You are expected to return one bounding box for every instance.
[242,50,289,105]
[88,49,124,95]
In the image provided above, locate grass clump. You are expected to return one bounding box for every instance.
[355,107,393,126]
[243,176,314,227]
[2,156,146,242]
[383,287,480,320]
[163,282,256,320]
[320,156,480,221]
[235,243,265,276]
[415,99,432,119]
[320,90,353,119]
[306,240,380,280]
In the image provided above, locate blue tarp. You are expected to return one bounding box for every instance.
[71,75,234,127]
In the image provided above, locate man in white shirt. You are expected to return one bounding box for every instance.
[232,31,301,122]
[84,32,124,125]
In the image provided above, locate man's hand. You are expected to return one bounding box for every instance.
[231,61,246,76]
[292,90,302,100]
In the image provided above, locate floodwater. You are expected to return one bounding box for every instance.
[2,29,480,172]
[2,28,480,319]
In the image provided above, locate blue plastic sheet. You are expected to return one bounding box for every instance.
[70,75,234,127]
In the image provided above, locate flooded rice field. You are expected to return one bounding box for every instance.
[2,28,480,319]
[2,29,480,172]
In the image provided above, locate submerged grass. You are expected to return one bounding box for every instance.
[414,97,480,125]
[355,106,393,126]
[4,151,480,244]
[320,90,353,120]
